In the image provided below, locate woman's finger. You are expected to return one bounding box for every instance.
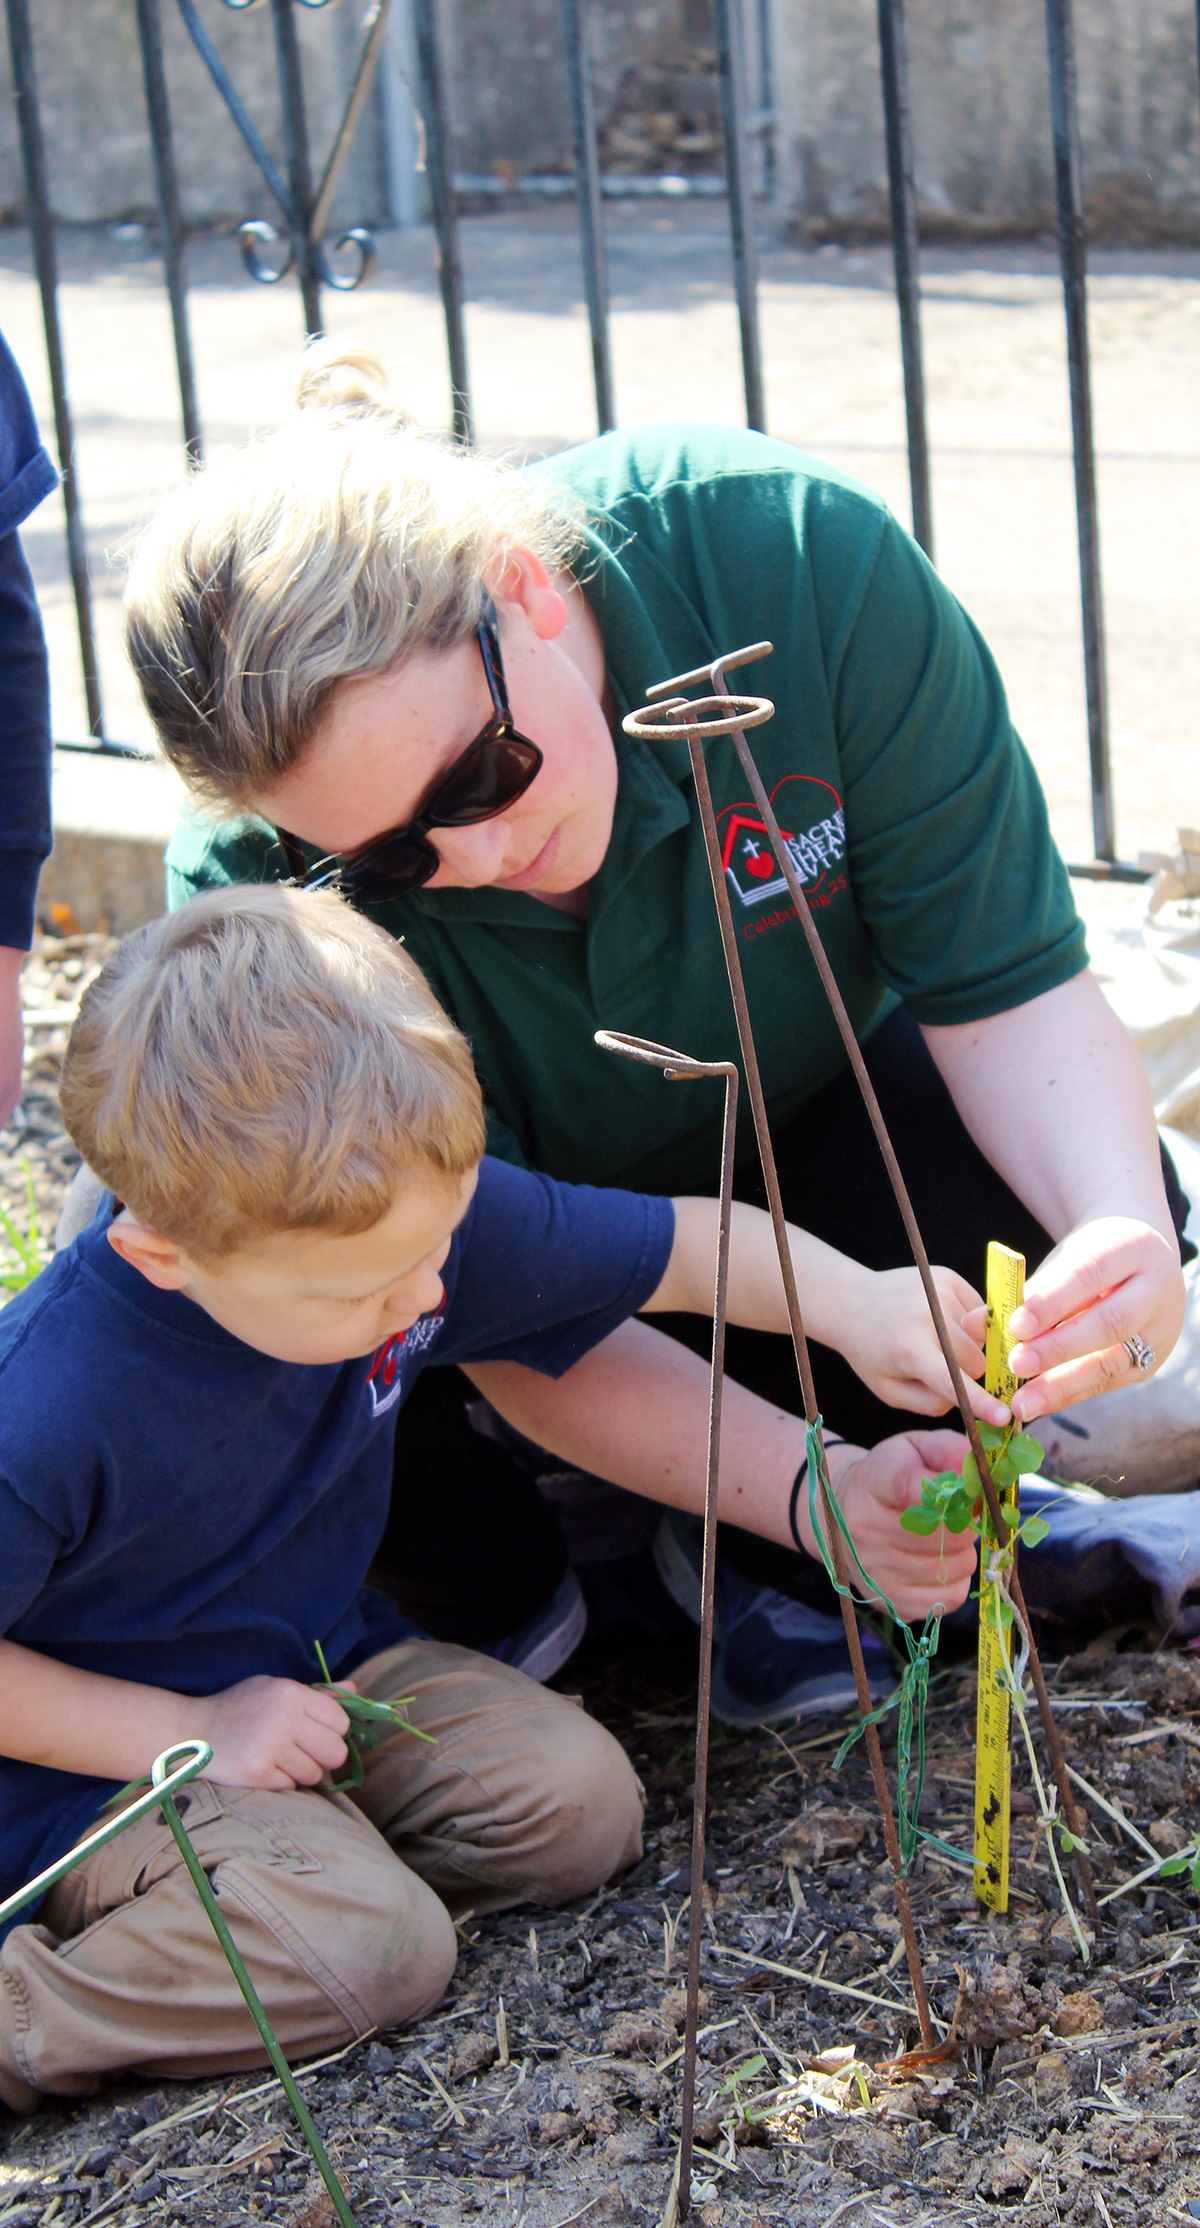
[1008,1275,1153,1383]
[1012,1340,1154,1422]
[1008,1220,1168,1344]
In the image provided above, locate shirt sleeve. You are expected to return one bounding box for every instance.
[825,507,1088,1024]
[0,530,52,947]
[437,1157,675,1377]
[0,331,56,540]
[0,334,55,949]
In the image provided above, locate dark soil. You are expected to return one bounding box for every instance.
[3,1638,1200,2228]
[3,942,1200,2227]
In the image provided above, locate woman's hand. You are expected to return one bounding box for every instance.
[961,1215,1186,1423]
[190,1675,356,1790]
[793,1430,978,1622]
[839,1264,1010,1425]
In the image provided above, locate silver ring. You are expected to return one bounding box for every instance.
[1123,1333,1156,1371]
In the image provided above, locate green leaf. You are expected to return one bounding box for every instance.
[901,1505,943,1536]
[942,1489,978,1534]
[1017,1515,1051,1549]
[718,2053,766,2095]
[962,1451,981,1497]
[1006,1432,1046,1476]
[1158,1848,1197,1878]
[992,1451,1017,1490]
[976,1421,1009,1451]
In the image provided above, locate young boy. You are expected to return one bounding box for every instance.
[0,886,976,2109]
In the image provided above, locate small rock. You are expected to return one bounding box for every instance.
[830,2120,911,2188]
[602,2010,670,2056]
[536,2110,572,2143]
[1101,1989,1137,2026]
[603,2127,659,2166]
[588,2189,629,2223]
[450,2028,498,2078]
[1148,1815,1186,1855]
[138,2176,165,2203]
[1122,2052,1162,2095]
[1032,2049,1071,2100]
[79,2148,114,2177]
[361,2041,394,2077]
[659,1984,705,2029]
[1048,1914,1095,1966]
[984,2133,1043,2197]
[1053,1990,1104,2038]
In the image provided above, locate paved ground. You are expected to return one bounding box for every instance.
[0,206,1197,885]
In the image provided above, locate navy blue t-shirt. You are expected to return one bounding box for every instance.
[0,1156,673,1938]
[0,328,55,950]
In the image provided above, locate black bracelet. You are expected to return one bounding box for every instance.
[788,1434,845,1555]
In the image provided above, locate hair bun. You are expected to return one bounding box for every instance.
[294,341,412,426]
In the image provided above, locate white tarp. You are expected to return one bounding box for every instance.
[1030,883,1200,1493]
[1090,892,1200,1139]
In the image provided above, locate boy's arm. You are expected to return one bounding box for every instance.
[0,1639,356,1790]
[645,1197,1009,1426]
[465,1320,977,1620]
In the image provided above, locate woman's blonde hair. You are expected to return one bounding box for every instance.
[59,883,486,1259]
[124,344,583,810]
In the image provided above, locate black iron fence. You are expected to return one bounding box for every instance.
[1,0,1170,876]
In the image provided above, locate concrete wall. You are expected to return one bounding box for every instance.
[0,0,1197,240]
[0,0,386,228]
[772,0,1200,240]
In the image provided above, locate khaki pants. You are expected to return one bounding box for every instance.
[0,1640,643,2108]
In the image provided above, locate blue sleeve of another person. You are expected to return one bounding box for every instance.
[436,1157,675,1378]
[0,328,56,951]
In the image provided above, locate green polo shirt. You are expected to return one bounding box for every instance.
[164,423,1086,1196]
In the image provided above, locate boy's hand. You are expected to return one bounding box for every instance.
[190,1675,357,1790]
[841,1265,1009,1427]
[794,1430,978,1623]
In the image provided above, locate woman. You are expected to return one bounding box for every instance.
[125,348,1189,1713]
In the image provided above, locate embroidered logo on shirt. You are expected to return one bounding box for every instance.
[366,1311,445,1418]
[718,775,847,934]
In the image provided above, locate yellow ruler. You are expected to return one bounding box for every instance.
[973,1240,1026,1912]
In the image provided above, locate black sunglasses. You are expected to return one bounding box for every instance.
[275,597,544,905]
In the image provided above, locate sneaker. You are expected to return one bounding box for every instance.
[653,1511,896,1728]
[479,1567,588,1683]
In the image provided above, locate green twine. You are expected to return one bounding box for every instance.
[805,1414,974,1872]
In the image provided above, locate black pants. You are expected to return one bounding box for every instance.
[375,1008,1193,1640]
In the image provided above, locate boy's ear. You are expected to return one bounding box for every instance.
[488,546,568,642]
[107,1211,192,1291]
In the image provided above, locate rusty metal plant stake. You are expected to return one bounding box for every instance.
[624,682,937,2067]
[595,1031,737,2224]
[641,643,1098,1930]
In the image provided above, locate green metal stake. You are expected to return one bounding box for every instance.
[1,1741,357,2228]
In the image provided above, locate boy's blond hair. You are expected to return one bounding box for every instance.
[59,885,486,1259]
[124,343,583,811]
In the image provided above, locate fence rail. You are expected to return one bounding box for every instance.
[2,0,1172,875]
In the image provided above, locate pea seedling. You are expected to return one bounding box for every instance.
[899,1418,1051,1571]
